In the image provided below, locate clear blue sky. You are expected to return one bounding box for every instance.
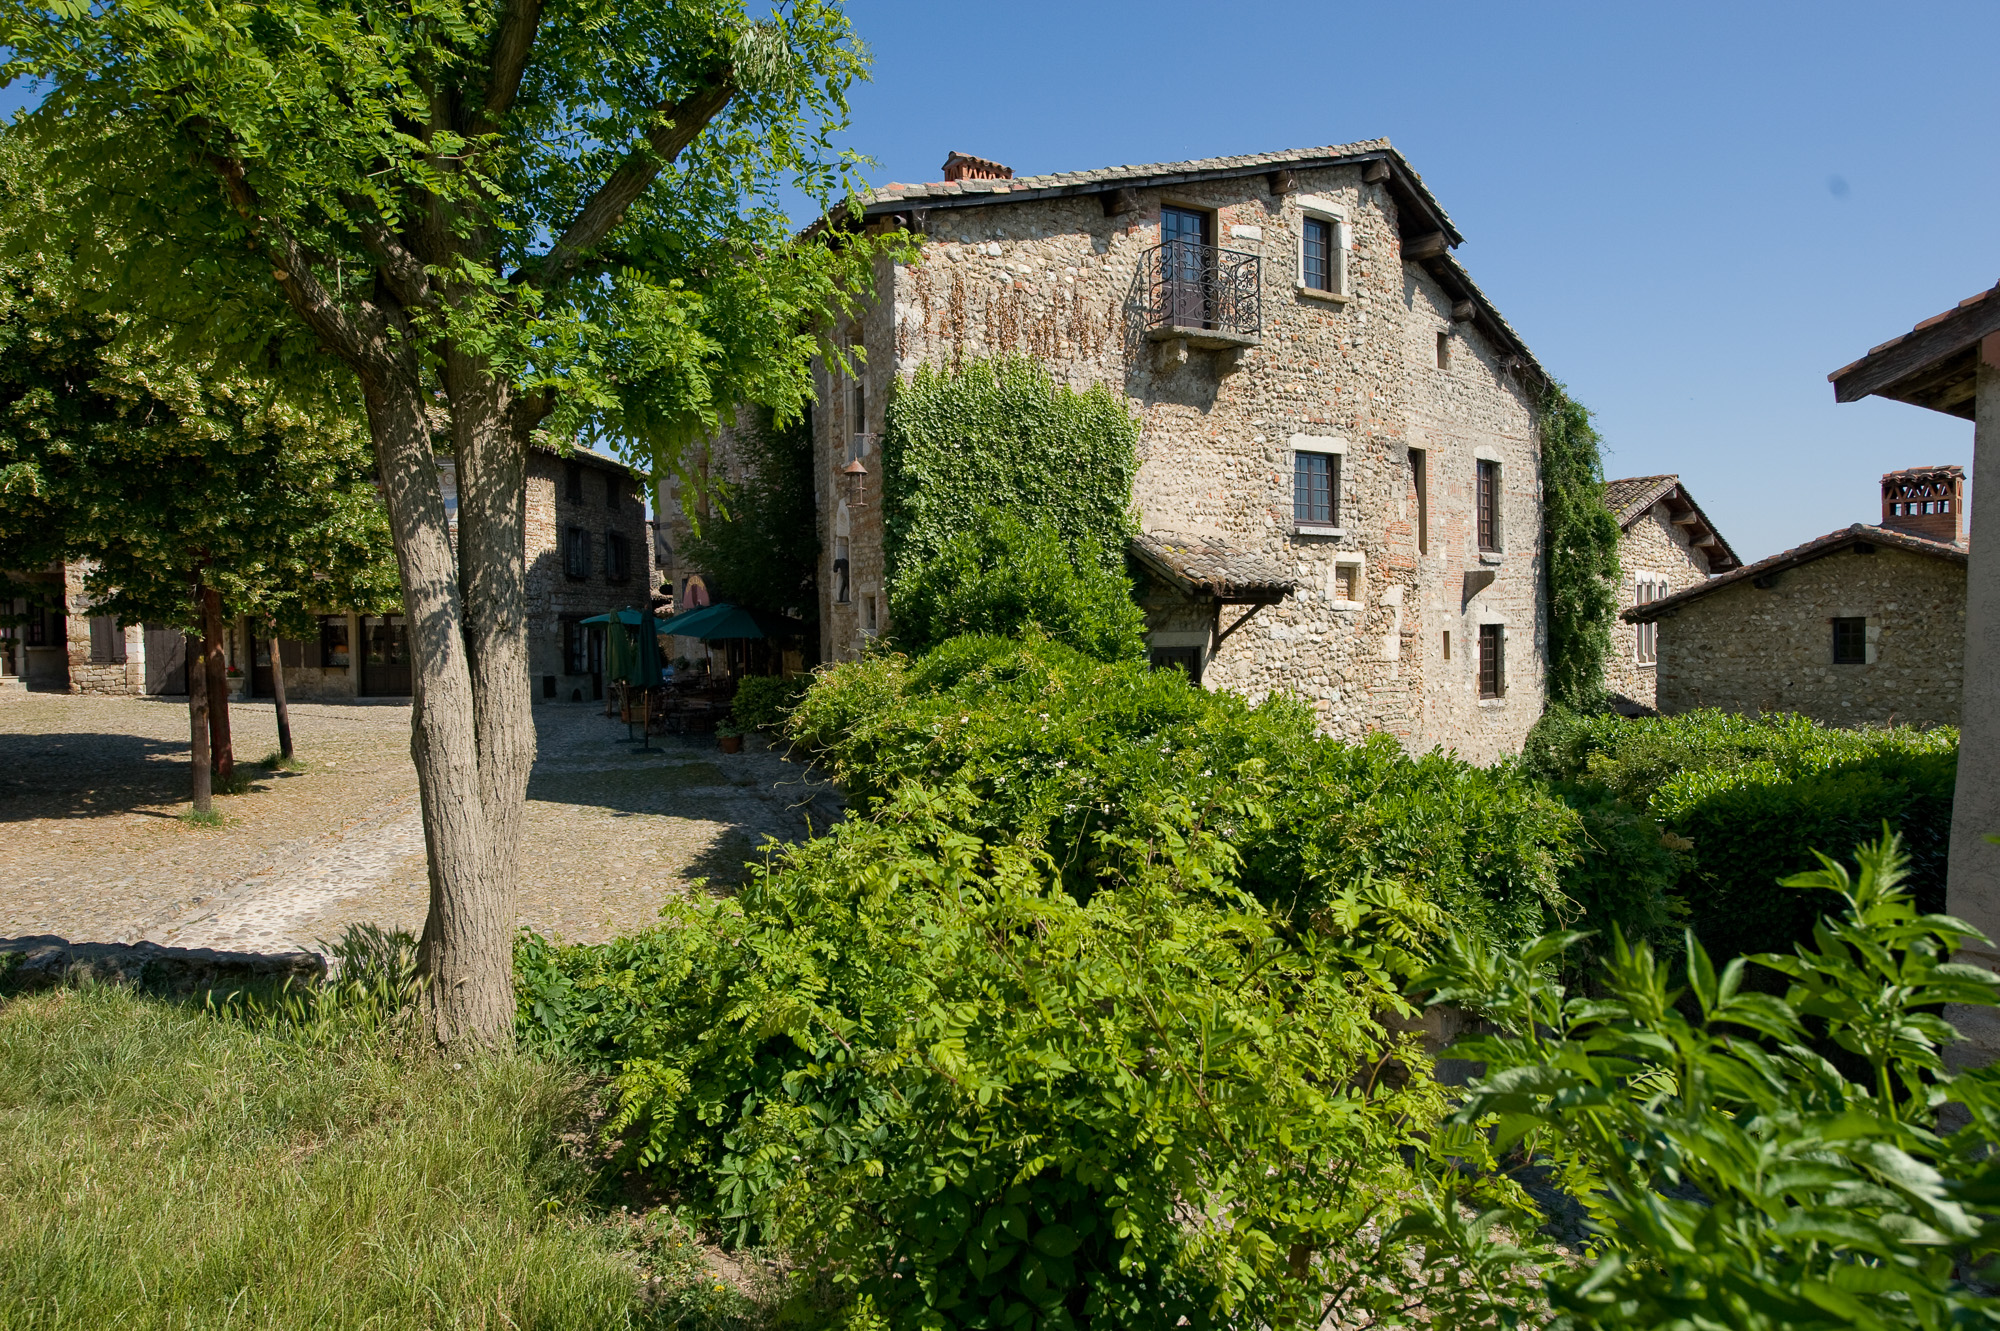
[835,0,1995,560]
[8,3,1990,560]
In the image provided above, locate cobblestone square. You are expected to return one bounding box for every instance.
[0,694,839,954]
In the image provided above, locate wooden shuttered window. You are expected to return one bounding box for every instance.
[1476,459,1501,552]
[1478,623,1504,699]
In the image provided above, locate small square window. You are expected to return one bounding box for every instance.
[863,594,877,634]
[1436,331,1451,369]
[1294,451,1339,527]
[1832,617,1867,665]
[1334,565,1358,601]
[1478,624,1504,699]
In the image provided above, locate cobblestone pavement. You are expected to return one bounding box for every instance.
[0,694,841,955]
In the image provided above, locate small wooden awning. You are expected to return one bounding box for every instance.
[1129,531,1296,604]
[1829,281,2000,419]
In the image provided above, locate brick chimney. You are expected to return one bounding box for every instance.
[1880,464,1965,543]
[941,151,1013,182]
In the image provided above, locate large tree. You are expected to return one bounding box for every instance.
[1,0,884,1042]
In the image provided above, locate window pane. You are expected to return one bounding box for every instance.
[1477,460,1500,552]
[1303,218,1330,291]
[1294,452,1336,525]
[1832,617,1867,665]
[1478,624,1504,698]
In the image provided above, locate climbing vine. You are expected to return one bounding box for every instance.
[1539,382,1623,711]
[880,356,1140,598]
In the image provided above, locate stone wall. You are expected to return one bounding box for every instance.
[813,162,1546,763]
[525,449,654,703]
[1654,543,1964,728]
[1606,505,1713,710]
[61,560,145,696]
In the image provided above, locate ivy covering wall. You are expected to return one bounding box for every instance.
[1538,382,1624,711]
[880,356,1140,599]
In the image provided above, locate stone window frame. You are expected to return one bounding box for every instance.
[1831,614,1877,666]
[1632,571,1667,665]
[1329,552,1366,609]
[1292,197,1351,303]
[1476,619,1507,703]
[1474,446,1504,559]
[1290,434,1347,538]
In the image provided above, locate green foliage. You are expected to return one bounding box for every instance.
[881,357,1139,602]
[682,410,819,622]
[0,0,898,489]
[789,635,1580,955]
[520,783,1453,1329]
[1537,385,1622,711]
[729,674,811,733]
[889,513,1148,662]
[1524,707,1956,962]
[0,984,672,1329]
[0,133,399,636]
[1421,834,2000,1329]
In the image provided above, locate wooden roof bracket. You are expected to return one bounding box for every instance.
[1211,601,1270,655]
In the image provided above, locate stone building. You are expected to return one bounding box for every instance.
[1624,466,1967,728]
[810,141,1554,762]
[1601,474,1739,712]
[8,445,650,705]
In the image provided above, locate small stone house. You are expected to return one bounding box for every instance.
[9,445,651,705]
[1600,474,1739,713]
[1624,466,1967,728]
[803,141,1556,762]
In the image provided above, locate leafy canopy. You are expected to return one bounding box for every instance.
[0,0,891,467]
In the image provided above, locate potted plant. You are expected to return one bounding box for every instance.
[716,721,745,754]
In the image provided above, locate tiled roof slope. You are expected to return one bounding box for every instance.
[1130,532,1296,603]
[1602,474,1741,571]
[1624,523,1965,623]
[1603,475,1678,524]
[870,138,1449,223]
[1828,279,2000,419]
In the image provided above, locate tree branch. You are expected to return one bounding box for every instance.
[339,194,441,316]
[205,154,375,365]
[475,0,545,134]
[524,77,734,288]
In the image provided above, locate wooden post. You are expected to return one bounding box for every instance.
[268,630,294,761]
[1947,337,2000,1066]
[200,584,233,782]
[187,628,212,814]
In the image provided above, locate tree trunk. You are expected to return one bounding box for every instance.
[187,629,212,814]
[267,630,294,760]
[200,585,233,781]
[447,353,537,999]
[361,364,513,1045]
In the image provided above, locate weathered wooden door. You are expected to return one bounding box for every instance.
[143,625,188,695]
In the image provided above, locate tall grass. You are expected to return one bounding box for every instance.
[0,984,679,1329]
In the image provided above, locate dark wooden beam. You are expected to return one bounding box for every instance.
[1266,168,1298,196]
[1832,290,2000,406]
[1403,231,1448,261]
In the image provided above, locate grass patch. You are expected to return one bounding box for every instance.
[258,750,308,772]
[0,985,738,1329]
[177,806,225,828]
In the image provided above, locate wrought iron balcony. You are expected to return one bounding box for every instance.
[1142,240,1261,348]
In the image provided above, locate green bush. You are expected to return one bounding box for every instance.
[790,634,1581,956]
[1418,834,2000,1328]
[730,674,810,732]
[520,784,1452,1329]
[888,513,1147,662]
[1522,707,1956,962]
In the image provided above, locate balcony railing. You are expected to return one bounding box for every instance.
[1143,240,1261,347]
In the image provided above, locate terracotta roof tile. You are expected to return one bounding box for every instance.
[1130,531,1296,602]
[1624,522,1964,622]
